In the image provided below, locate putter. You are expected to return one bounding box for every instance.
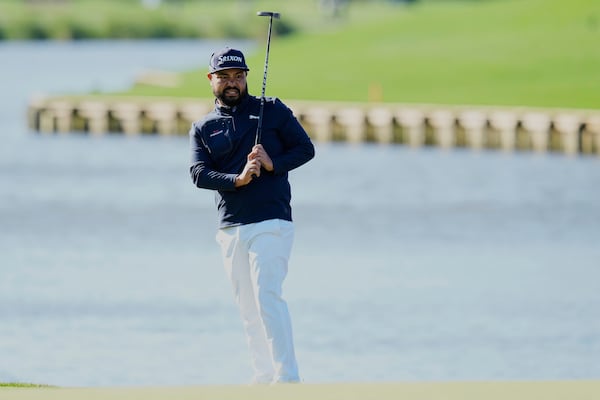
[255,11,280,146]
[251,11,280,179]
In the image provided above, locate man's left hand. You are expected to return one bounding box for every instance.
[249,144,274,172]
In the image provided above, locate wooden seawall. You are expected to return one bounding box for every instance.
[27,96,600,156]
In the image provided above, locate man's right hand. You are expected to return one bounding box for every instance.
[235,158,261,187]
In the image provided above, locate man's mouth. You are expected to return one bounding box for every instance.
[225,88,240,96]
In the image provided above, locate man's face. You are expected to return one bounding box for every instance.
[208,68,248,107]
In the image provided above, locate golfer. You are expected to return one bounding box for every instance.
[189,47,315,384]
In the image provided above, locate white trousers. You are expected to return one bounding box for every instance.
[216,219,300,384]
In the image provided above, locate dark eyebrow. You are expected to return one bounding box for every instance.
[216,72,243,76]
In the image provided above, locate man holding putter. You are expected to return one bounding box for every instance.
[188,13,314,385]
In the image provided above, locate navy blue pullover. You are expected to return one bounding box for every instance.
[189,94,315,228]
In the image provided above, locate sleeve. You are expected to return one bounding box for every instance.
[271,100,315,175]
[189,122,238,191]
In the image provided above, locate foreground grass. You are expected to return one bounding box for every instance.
[1,381,599,400]
[114,0,600,109]
[0,0,318,40]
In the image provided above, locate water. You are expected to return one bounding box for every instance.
[1,40,600,387]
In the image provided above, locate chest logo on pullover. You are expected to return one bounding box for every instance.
[210,129,223,137]
[249,115,259,120]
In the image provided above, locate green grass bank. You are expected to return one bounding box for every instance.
[0,383,52,388]
[0,0,312,40]
[111,0,600,109]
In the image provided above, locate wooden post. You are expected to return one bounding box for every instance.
[146,102,178,135]
[522,112,551,152]
[395,108,425,147]
[112,102,141,136]
[367,107,394,143]
[553,113,582,156]
[78,101,109,135]
[50,100,73,133]
[428,110,455,149]
[584,115,600,156]
[38,108,55,133]
[459,110,487,150]
[336,108,365,143]
[27,96,47,131]
[489,111,518,152]
[304,107,333,142]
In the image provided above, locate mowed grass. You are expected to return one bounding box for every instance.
[0,0,316,40]
[118,0,600,109]
[1,381,600,400]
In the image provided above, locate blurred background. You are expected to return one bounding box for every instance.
[1,0,599,387]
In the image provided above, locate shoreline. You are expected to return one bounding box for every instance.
[27,96,600,156]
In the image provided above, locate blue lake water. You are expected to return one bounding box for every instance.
[1,40,599,387]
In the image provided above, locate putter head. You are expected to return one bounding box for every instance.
[257,11,280,19]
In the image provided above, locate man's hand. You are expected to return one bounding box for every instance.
[235,145,274,187]
[235,158,261,187]
[248,144,274,172]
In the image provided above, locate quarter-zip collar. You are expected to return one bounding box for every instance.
[215,93,251,116]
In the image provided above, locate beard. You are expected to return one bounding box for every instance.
[215,85,248,108]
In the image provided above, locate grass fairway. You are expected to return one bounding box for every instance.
[2,381,600,400]
[118,0,600,109]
